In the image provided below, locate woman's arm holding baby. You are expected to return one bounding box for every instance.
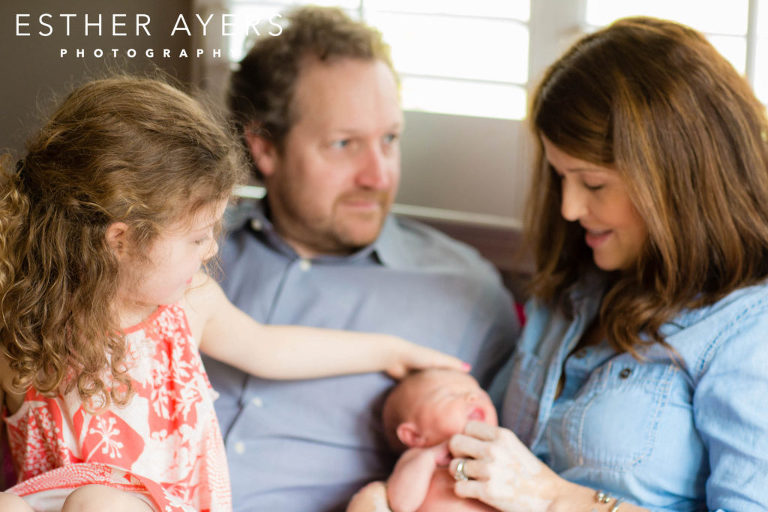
[449,422,650,512]
[184,273,466,380]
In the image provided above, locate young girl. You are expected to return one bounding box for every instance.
[0,77,465,512]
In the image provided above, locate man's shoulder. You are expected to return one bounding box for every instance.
[386,215,500,278]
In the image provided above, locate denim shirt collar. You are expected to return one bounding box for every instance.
[564,268,608,325]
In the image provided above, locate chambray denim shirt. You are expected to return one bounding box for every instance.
[204,200,518,512]
[498,279,768,511]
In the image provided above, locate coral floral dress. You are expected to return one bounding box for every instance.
[3,304,232,512]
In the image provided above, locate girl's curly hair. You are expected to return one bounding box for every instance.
[0,76,245,410]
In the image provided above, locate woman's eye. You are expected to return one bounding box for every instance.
[584,182,604,191]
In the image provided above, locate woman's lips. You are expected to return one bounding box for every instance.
[585,229,612,248]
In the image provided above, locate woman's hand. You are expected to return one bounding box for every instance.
[448,421,570,512]
[385,337,469,379]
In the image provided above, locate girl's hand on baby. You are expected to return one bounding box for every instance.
[384,337,469,379]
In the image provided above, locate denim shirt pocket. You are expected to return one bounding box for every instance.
[561,360,676,472]
[502,349,547,446]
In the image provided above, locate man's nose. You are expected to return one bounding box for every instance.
[355,144,392,190]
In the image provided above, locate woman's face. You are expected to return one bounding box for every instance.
[542,136,648,271]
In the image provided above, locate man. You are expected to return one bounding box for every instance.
[203,6,519,511]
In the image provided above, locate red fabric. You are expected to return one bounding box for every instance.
[1,428,16,489]
[514,302,526,327]
[4,305,231,511]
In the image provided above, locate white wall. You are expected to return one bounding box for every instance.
[397,111,532,223]
[395,0,588,226]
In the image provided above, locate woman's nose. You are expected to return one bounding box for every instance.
[560,179,588,221]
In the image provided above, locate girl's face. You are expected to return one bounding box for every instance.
[542,136,648,271]
[116,199,228,321]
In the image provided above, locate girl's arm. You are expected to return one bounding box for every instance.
[184,273,467,380]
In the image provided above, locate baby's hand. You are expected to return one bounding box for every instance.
[385,338,469,379]
[430,441,452,467]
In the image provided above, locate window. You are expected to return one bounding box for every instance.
[751,0,768,104]
[226,0,530,120]
[225,0,767,119]
[215,0,768,232]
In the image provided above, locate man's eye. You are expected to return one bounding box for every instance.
[383,133,399,144]
[330,139,351,149]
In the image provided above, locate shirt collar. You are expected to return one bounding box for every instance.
[227,197,412,268]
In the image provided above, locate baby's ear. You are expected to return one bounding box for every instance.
[396,422,426,448]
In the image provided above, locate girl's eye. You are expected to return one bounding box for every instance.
[193,237,209,246]
[584,183,605,191]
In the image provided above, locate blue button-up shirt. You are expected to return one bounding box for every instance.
[499,278,768,511]
[204,201,519,511]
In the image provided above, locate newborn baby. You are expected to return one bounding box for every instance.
[349,369,498,512]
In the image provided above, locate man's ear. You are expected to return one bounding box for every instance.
[396,422,426,448]
[243,125,278,178]
[105,222,130,260]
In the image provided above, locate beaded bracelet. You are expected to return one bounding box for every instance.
[595,490,623,511]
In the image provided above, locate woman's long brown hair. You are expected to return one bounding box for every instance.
[526,17,768,356]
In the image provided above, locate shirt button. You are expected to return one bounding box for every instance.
[251,397,263,407]
[619,368,632,379]
[234,441,246,455]
[573,349,587,359]
[250,219,263,231]
[299,259,311,271]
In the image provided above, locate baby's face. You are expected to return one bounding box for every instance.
[402,370,498,446]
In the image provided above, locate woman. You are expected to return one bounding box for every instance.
[446,17,768,512]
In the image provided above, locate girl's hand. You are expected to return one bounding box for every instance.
[385,337,469,379]
[448,421,569,512]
